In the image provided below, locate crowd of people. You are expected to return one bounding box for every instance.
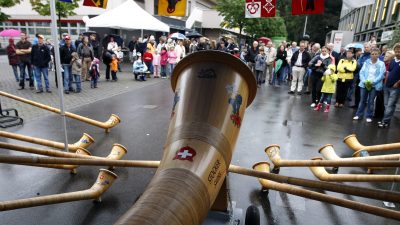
[5,31,400,128]
[241,38,400,128]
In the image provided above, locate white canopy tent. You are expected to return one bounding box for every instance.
[85,0,170,32]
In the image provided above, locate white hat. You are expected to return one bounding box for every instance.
[136,52,141,56]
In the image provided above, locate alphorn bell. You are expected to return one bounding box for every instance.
[0,142,127,173]
[0,169,117,211]
[252,162,400,221]
[0,91,121,133]
[309,158,400,182]
[265,145,400,168]
[0,130,94,152]
[114,50,257,225]
[2,155,400,203]
[344,134,400,154]
[319,144,398,174]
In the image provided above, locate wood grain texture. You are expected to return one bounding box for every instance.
[344,134,400,153]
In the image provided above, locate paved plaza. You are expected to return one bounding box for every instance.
[0,64,400,224]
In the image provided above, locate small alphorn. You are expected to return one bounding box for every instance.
[0,169,117,211]
[319,144,399,173]
[265,145,400,168]
[0,155,400,203]
[310,158,400,182]
[344,134,400,153]
[253,162,400,221]
[0,130,94,152]
[0,142,127,173]
[0,91,121,132]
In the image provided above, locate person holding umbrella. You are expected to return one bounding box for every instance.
[6,38,20,82]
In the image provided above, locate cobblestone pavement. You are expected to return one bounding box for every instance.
[0,55,164,123]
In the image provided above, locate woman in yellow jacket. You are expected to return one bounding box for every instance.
[314,64,337,113]
[335,49,357,107]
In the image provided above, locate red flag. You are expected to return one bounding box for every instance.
[292,0,324,15]
[83,0,108,9]
[245,0,276,18]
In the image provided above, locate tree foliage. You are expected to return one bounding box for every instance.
[276,0,342,45]
[389,29,400,48]
[0,0,21,21]
[215,0,288,39]
[30,0,80,18]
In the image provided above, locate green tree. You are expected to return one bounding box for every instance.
[276,0,342,45]
[215,0,247,39]
[30,0,80,38]
[0,0,21,21]
[389,29,400,48]
[244,17,288,38]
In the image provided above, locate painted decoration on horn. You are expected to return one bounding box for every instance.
[173,146,197,162]
[228,94,243,128]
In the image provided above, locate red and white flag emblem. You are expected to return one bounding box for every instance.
[173,146,197,162]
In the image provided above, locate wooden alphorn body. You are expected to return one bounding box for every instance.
[0,130,94,152]
[265,145,400,168]
[253,162,400,221]
[114,51,257,225]
[0,169,117,211]
[0,91,121,132]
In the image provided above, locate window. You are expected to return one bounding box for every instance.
[70,28,78,35]
[61,22,68,28]
[365,5,372,30]
[20,22,26,26]
[36,28,51,35]
[28,28,35,35]
[36,22,50,27]
[28,22,34,26]
[70,23,77,28]
[381,0,389,24]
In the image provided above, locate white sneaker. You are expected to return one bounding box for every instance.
[310,103,316,108]
[366,118,372,123]
[353,116,360,120]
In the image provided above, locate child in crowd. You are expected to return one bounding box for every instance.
[167,46,177,77]
[160,47,168,79]
[110,54,118,81]
[153,50,161,78]
[71,52,82,93]
[315,64,337,113]
[89,64,100,88]
[254,47,267,87]
[90,57,100,76]
[133,52,148,81]
[143,48,153,75]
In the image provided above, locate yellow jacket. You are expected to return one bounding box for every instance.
[321,64,338,94]
[337,58,357,80]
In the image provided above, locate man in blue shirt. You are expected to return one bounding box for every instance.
[378,43,400,128]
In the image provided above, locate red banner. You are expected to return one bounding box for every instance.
[83,0,108,9]
[292,0,324,15]
[245,0,276,18]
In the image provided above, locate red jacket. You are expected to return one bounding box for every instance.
[160,50,168,66]
[143,52,153,63]
[7,45,19,65]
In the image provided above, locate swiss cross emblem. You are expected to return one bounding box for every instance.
[173,146,197,162]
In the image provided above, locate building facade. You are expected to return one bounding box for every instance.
[338,0,399,44]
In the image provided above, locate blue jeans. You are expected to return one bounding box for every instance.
[169,63,176,76]
[356,88,376,119]
[303,68,312,88]
[382,87,400,123]
[320,93,333,104]
[271,68,282,85]
[19,62,34,88]
[72,74,81,92]
[256,70,263,85]
[34,66,50,91]
[161,65,167,77]
[11,65,19,81]
[91,77,98,88]
[62,64,73,91]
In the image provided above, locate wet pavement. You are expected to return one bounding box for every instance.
[0,79,399,225]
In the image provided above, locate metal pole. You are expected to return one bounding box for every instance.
[303,16,308,36]
[50,0,69,152]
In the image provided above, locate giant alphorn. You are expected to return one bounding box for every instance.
[310,158,400,182]
[344,134,400,153]
[253,162,400,221]
[265,145,400,168]
[0,130,94,152]
[1,155,400,203]
[0,91,121,132]
[0,142,127,173]
[0,169,117,211]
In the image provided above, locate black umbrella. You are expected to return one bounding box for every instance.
[102,34,124,48]
[82,30,97,36]
[186,31,203,39]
